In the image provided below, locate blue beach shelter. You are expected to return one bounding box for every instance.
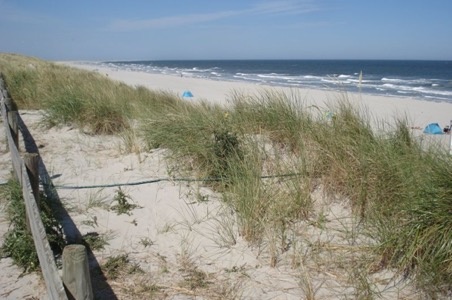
[182,90,193,98]
[423,123,443,134]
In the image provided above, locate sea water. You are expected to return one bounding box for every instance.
[98,59,452,103]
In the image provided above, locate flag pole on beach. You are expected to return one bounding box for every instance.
[358,70,363,91]
[449,120,452,155]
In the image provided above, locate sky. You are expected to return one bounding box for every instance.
[0,0,451,61]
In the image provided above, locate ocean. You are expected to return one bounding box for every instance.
[98,60,452,103]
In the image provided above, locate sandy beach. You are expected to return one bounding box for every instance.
[67,61,452,129]
[1,62,452,299]
[67,61,452,151]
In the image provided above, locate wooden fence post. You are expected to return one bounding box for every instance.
[2,84,19,151]
[7,113,19,151]
[24,152,40,209]
[62,244,93,300]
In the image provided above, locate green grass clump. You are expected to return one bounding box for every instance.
[141,100,243,180]
[102,254,143,280]
[0,180,38,271]
[229,89,310,152]
[0,53,178,134]
[372,148,452,294]
[82,232,109,251]
[110,187,140,216]
[0,179,65,272]
[40,73,133,134]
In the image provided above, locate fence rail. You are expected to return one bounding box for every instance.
[1,75,93,300]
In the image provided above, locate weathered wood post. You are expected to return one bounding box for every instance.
[23,152,40,233]
[3,89,19,150]
[24,152,40,209]
[62,244,93,300]
[1,76,20,179]
[0,86,5,154]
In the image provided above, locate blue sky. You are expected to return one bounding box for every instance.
[1,0,451,61]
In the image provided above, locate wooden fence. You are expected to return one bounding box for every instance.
[0,76,93,300]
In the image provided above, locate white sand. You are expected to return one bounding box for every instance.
[65,61,452,130]
[67,61,452,152]
[2,62,451,299]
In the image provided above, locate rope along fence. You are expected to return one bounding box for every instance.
[48,172,303,190]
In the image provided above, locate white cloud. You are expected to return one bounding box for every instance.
[108,10,240,31]
[0,1,53,24]
[106,0,320,32]
[250,0,319,15]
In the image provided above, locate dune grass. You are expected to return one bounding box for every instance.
[0,179,65,272]
[1,53,451,296]
[140,80,452,296]
[0,53,178,134]
[140,83,451,295]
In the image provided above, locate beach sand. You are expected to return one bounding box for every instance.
[67,61,452,127]
[68,61,452,150]
[1,62,452,299]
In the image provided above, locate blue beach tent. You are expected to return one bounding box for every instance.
[423,123,443,134]
[182,90,193,98]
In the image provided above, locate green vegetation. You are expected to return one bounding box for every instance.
[0,179,65,272]
[0,53,177,134]
[102,254,143,280]
[82,232,109,251]
[110,187,140,216]
[1,53,451,296]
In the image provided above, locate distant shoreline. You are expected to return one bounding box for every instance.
[73,59,452,103]
[60,61,452,128]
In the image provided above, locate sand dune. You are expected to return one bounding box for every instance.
[2,62,452,299]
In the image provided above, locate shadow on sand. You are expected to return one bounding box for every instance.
[18,113,117,299]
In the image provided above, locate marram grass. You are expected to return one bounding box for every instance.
[0,53,176,134]
[1,53,451,296]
